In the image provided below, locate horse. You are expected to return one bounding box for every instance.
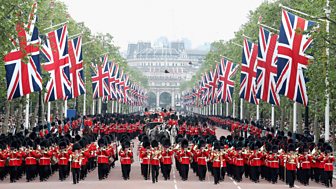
[170,125,178,145]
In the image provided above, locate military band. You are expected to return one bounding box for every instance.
[0,112,334,188]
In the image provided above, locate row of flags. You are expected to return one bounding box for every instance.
[3,2,146,106]
[182,10,315,108]
[91,54,146,106]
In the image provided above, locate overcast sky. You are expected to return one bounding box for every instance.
[60,0,264,51]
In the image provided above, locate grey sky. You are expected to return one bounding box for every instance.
[60,0,264,51]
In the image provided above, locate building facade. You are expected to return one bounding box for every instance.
[127,41,207,109]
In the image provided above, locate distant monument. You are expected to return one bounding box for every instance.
[127,39,208,109]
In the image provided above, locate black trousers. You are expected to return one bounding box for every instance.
[250,166,260,182]
[279,166,285,181]
[26,164,37,181]
[286,169,296,187]
[162,164,171,180]
[98,163,109,180]
[220,167,226,180]
[0,167,6,180]
[244,164,249,178]
[180,164,189,180]
[59,165,68,181]
[141,164,150,179]
[270,168,279,183]
[9,166,18,182]
[80,164,87,180]
[121,164,131,179]
[72,168,80,184]
[213,167,220,184]
[323,171,333,187]
[313,168,322,183]
[198,164,207,180]
[301,169,310,185]
[39,165,51,181]
[151,165,159,183]
[235,166,244,182]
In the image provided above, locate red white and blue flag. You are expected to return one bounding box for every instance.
[4,2,42,100]
[68,36,85,99]
[217,58,238,103]
[276,10,315,106]
[239,38,259,104]
[91,55,110,99]
[207,66,219,104]
[256,27,280,106]
[41,25,71,102]
[109,62,118,100]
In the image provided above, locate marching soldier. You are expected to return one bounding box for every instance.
[195,139,208,181]
[323,145,334,188]
[25,141,39,182]
[70,143,82,184]
[233,141,244,182]
[210,141,222,184]
[178,139,193,181]
[57,141,70,181]
[267,145,280,184]
[298,145,312,186]
[249,142,262,183]
[119,140,133,180]
[150,140,161,183]
[8,140,22,183]
[38,140,52,182]
[285,144,298,188]
[97,138,111,180]
[0,144,7,181]
[161,138,173,180]
[139,140,151,180]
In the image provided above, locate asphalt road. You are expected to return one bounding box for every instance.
[0,128,328,189]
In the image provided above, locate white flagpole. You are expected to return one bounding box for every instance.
[293,102,297,133]
[25,94,30,129]
[325,0,330,142]
[111,100,115,113]
[64,100,67,119]
[119,102,121,114]
[47,102,51,123]
[226,102,229,116]
[98,98,102,114]
[271,105,275,127]
[220,103,223,116]
[256,104,260,120]
[208,105,211,115]
[213,104,215,115]
[240,99,243,120]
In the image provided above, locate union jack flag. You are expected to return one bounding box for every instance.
[239,38,259,104]
[276,10,315,106]
[41,25,71,102]
[109,62,118,100]
[4,2,42,100]
[201,73,209,105]
[68,36,85,99]
[115,68,124,102]
[91,55,110,99]
[217,58,238,103]
[256,27,280,106]
[121,73,130,104]
[207,66,219,104]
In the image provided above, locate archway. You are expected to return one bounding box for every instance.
[147,92,157,108]
[159,92,172,109]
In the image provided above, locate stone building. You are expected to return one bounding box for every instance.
[127,40,207,109]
